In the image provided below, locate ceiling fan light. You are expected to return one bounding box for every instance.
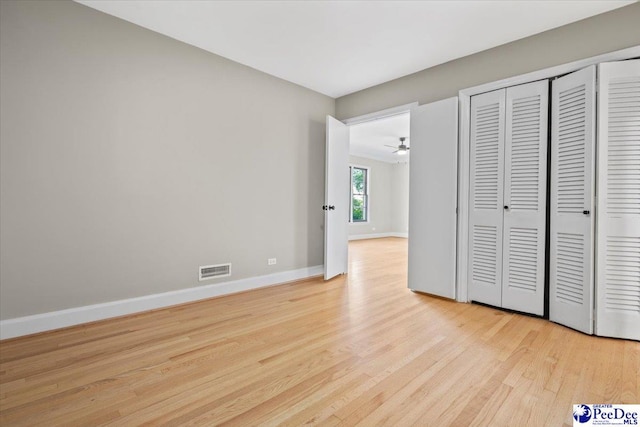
[397,149,407,155]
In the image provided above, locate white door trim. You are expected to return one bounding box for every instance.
[457,45,640,303]
[343,102,419,125]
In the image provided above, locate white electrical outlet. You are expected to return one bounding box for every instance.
[268,258,277,265]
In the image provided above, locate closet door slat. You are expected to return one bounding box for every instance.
[550,65,596,334]
[596,59,640,341]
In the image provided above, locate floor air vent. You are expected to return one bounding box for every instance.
[199,263,231,281]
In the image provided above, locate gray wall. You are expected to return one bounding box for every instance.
[336,2,640,119]
[390,163,409,234]
[0,0,334,319]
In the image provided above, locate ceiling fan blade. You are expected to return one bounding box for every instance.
[384,145,397,149]
[392,149,399,153]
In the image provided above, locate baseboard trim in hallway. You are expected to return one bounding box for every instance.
[348,232,408,241]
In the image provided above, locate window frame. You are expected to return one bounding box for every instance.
[349,165,370,223]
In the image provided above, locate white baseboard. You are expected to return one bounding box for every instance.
[349,232,408,241]
[0,265,323,340]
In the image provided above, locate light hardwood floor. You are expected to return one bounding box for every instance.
[0,238,638,426]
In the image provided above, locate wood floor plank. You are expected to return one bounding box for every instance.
[1,237,638,426]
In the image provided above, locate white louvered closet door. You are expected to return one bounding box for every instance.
[469,89,506,308]
[596,59,640,341]
[501,81,549,315]
[550,66,596,334]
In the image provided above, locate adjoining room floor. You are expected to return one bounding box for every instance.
[1,237,637,426]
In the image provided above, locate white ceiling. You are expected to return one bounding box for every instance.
[76,0,633,98]
[350,113,411,164]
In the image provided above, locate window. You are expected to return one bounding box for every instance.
[350,166,369,222]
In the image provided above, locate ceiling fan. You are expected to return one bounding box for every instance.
[385,137,410,155]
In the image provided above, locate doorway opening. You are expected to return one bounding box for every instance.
[347,112,411,242]
[324,103,416,281]
[325,99,459,298]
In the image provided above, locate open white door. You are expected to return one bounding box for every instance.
[408,97,458,299]
[596,59,640,341]
[324,116,350,280]
[549,66,596,334]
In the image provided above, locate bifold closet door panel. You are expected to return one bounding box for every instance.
[469,89,506,307]
[596,59,640,341]
[550,65,596,335]
[501,80,549,316]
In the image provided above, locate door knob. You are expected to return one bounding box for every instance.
[583,210,590,215]
[328,205,335,210]
[504,205,509,210]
